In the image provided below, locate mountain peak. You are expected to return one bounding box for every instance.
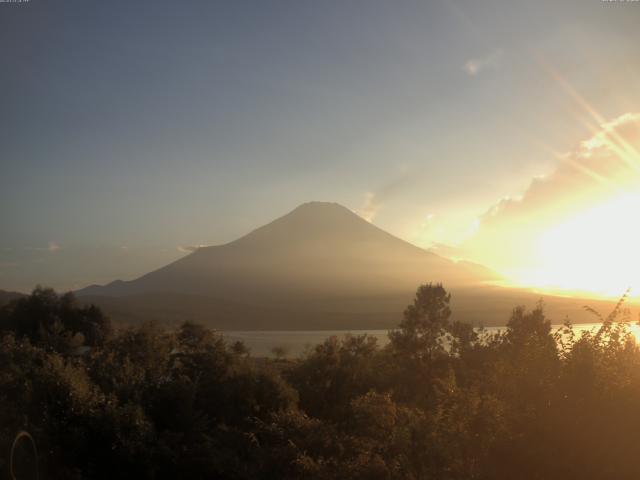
[287,201,359,220]
[231,201,377,248]
[291,201,352,212]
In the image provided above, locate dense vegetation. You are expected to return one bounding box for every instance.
[1,285,639,479]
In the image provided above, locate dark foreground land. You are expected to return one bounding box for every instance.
[1,285,639,479]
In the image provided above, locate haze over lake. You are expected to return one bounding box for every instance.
[224,322,640,357]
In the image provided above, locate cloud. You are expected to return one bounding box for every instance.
[356,172,414,222]
[177,244,208,253]
[29,241,62,253]
[461,112,640,275]
[463,49,503,76]
[479,112,640,227]
[357,192,379,222]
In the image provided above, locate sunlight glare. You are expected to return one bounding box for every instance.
[519,192,640,297]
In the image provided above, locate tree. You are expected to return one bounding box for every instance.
[389,283,452,362]
[271,345,290,360]
[230,340,250,357]
[289,335,381,420]
[0,287,111,352]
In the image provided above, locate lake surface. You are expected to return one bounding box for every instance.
[223,322,640,357]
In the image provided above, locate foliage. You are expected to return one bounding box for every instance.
[0,287,111,352]
[1,285,640,479]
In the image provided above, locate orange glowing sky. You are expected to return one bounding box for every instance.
[417,110,640,299]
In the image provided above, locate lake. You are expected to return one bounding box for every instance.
[223,322,640,357]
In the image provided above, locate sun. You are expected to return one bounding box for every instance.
[517,192,640,298]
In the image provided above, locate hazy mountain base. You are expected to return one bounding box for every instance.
[78,285,633,330]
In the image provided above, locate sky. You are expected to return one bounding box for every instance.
[1,0,640,295]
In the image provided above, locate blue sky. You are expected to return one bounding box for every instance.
[1,0,640,292]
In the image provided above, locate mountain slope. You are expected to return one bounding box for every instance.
[74,202,633,329]
[74,202,510,328]
[78,202,498,304]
